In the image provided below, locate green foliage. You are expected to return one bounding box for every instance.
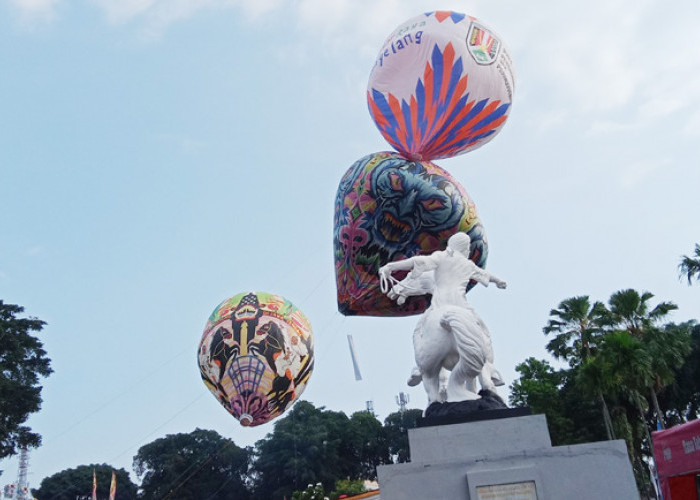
[133,428,251,500]
[382,409,422,463]
[542,295,606,365]
[541,296,614,439]
[329,479,366,499]
[292,482,328,500]
[347,410,390,480]
[658,323,700,424]
[509,358,570,443]
[252,401,387,499]
[0,300,53,458]
[251,401,412,499]
[252,402,349,499]
[32,464,137,500]
[603,289,677,336]
[509,358,606,445]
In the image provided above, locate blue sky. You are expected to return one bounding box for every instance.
[1,0,699,488]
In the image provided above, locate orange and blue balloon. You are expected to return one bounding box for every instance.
[367,11,515,161]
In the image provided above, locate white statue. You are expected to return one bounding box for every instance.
[379,233,506,404]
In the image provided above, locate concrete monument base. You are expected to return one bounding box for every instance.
[377,413,638,500]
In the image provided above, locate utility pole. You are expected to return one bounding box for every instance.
[2,448,31,500]
[16,448,30,500]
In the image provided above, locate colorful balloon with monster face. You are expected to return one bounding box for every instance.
[367,11,515,161]
[198,292,314,427]
[334,151,487,316]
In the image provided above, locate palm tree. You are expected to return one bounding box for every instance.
[604,289,681,429]
[643,322,692,428]
[543,296,614,439]
[605,289,677,338]
[595,329,655,493]
[679,244,700,285]
[543,296,607,365]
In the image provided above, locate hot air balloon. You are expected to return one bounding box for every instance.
[367,11,515,161]
[198,291,314,427]
[334,151,487,316]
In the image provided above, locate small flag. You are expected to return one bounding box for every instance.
[109,470,117,500]
[92,469,97,500]
[347,334,363,381]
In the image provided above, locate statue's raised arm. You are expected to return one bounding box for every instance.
[379,254,440,304]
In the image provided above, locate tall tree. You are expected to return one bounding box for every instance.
[658,322,700,424]
[604,289,677,337]
[252,402,353,500]
[509,358,607,445]
[347,410,390,480]
[593,329,656,494]
[543,296,607,365]
[509,358,573,444]
[133,428,251,500]
[679,243,700,285]
[0,300,53,458]
[32,464,137,500]
[251,402,390,500]
[382,409,422,464]
[542,296,613,438]
[604,289,682,428]
[640,321,692,428]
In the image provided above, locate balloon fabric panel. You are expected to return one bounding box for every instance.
[198,292,314,427]
[334,152,487,317]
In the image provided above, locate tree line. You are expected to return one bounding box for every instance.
[509,288,699,495]
[31,403,422,499]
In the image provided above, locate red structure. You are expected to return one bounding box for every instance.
[653,419,700,499]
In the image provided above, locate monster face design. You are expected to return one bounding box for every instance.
[371,161,464,253]
[334,152,488,317]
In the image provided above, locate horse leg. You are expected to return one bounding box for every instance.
[445,359,480,402]
[421,369,442,404]
[413,310,451,404]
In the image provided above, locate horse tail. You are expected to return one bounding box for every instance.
[439,309,486,379]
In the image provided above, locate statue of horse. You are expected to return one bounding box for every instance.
[379,233,506,404]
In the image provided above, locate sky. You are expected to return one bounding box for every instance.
[1,0,699,489]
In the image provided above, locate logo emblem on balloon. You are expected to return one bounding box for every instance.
[467,23,500,65]
[198,292,314,427]
[334,152,487,316]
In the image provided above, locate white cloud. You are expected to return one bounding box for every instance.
[6,0,59,24]
[525,0,643,113]
[509,0,700,139]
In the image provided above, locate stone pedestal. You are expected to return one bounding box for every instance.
[377,413,639,500]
